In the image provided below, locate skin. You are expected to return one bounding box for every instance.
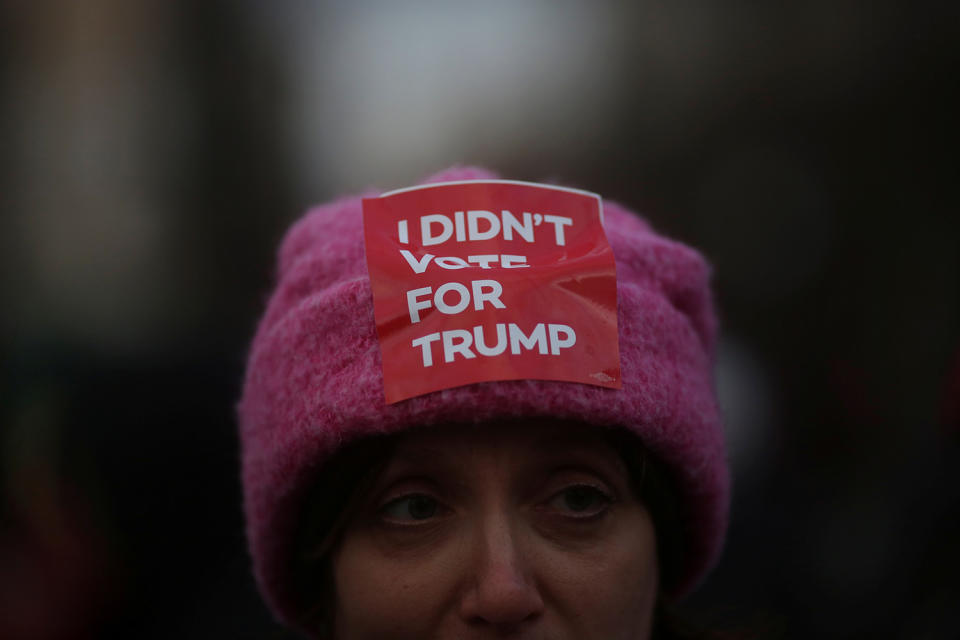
[331,422,659,639]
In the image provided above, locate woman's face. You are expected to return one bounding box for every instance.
[330,422,659,639]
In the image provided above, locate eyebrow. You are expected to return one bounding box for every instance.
[534,443,630,482]
[374,444,464,484]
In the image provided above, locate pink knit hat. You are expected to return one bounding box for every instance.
[239,166,729,625]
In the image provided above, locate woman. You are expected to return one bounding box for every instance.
[239,167,729,638]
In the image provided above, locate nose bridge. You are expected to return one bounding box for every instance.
[477,506,525,581]
[458,499,545,627]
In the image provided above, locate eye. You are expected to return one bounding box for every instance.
[379,493,443,523]
[547,484,613,518]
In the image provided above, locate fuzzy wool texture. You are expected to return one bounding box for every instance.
[238,166,730,628]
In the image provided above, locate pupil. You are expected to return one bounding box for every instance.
[564,487,595,511]
[408,495,437,519]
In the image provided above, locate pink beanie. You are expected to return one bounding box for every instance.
[239,166,729,625]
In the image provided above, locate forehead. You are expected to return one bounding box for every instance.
[386,420,630,472]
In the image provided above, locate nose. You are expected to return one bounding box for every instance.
[458,519,545,630]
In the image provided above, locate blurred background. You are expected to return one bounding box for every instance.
[1,1,957,638]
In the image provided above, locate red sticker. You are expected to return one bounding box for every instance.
[362,180,620,404]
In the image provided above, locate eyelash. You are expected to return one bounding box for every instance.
[544,484,615,520]
[377,484,614,527]
[378,493,446,524]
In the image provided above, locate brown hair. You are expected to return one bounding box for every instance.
[291,434,397,635]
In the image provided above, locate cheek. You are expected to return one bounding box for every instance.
[540,508,659,638]
[331,535,460,639]
[329,507,660,639]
